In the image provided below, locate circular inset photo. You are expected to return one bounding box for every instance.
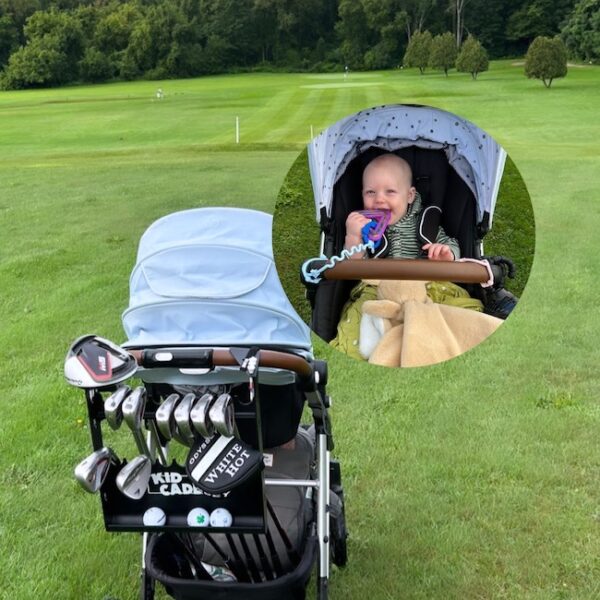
[273,104,534,368]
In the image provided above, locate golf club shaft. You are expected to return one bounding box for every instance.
[146,420,168,466]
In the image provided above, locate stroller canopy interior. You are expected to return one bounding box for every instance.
[308,104,507,226]
[122,207,312,353]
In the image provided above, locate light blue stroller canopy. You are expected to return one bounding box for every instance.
[122,207,312,355]
[308,104,507,227]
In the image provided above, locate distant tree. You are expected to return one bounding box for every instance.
[561,0,600,62]
[507,0,577,50]
[0,8,83,88]
[1,35,69,89]
[403,29,432,73]
[429,32,457,75]
[402,0,437,41]
[0,14,19,67]
[456,34,489,78]
[78,47,113,82]
[449,0,470,47]
[94,3,141,55]
[524,35,568,87]
[362,0,409,68]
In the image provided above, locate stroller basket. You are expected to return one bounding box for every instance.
[147,531,317,600]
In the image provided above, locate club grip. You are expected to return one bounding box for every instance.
[138,348,214,368]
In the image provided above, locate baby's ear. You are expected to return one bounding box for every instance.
[408,186,416,204]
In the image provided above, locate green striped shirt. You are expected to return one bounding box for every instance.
[386,192,460,259]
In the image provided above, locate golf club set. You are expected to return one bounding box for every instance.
[66,335,285,582]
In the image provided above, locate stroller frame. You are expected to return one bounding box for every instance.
[80,344,344,600]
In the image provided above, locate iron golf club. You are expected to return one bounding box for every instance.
[74,447,118,493]
[155,393,180,441]
[190,392,215,438]
[209,393,235,437]
[104,385,131,430]
[174,392,196,446]
[116,455,152,500]
[122,387,153,460]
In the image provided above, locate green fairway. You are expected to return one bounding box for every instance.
[1,61,599,599]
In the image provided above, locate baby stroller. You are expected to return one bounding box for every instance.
[300,104,519,342]
[66,207,347,600]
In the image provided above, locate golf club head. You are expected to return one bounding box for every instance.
[190,392,216,438]
[122,386,146,431]
[209,393,236,437]
[174,393,196,445]
[122,386,152,458]
[64,335,137,389]
[116,455,152,500]
[74,447,118,493]
[156,393,180,441]
[104,385,131,430]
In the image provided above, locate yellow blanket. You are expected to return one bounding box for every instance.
[361,280,502,367]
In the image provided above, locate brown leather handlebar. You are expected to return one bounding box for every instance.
[129,348,313,379]
[320,258,490,284]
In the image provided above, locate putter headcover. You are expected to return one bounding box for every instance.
[64,335,137,388]
[186,434,263,494]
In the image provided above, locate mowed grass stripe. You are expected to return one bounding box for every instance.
[235,83,301,143]
[261,86,328,143]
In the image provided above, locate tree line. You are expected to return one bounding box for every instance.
[0,0,596,90]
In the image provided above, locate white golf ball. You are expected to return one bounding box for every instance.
[143,507,166,527]
[210,507,233,527]
[187,507,210,528]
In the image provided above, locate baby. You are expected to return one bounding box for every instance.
[331,153,470,360]
[344,153,459,261]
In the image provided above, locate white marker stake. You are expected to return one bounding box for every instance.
[310,125,314,139]
[236,116,240,144]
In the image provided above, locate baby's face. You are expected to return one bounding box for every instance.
[362,161,416,225]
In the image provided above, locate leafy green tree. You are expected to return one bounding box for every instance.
[401,0,437,40]
[78,46,113,82]
[363,0,409,68]
[561,0,600,62]
[24,8,84,67]
[1,35,69,88]
[507,0,576,52]
[429,31,457,74]
[94,3,141,55]
[524,35,568,87]
[403,29,432,73]
[337,0,375,68]
[456,34,488,78]
[1,8,83,88]
[0,14,19,67]
[463,0,520,58]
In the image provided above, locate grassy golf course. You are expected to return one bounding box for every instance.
[1,61,599,599]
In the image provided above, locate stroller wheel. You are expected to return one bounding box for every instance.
[330,491,348,567]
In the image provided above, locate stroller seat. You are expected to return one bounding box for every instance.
[303,105,519,341]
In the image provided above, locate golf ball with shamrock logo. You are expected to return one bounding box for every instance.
[187,507,210,527]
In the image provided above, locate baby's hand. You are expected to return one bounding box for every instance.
[345,211,371,248]
[422,243,455,261]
